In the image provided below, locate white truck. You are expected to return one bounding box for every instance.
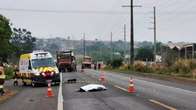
[17,50,60,87]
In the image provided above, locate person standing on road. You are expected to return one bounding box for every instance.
[0,62,5,95]
[13,65,19,86]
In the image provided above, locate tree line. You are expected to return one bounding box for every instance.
[0,14,36,63]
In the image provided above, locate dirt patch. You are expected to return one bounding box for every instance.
[0,89,17,103]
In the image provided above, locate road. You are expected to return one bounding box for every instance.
[85,69,196,110]
[0,69,195,110]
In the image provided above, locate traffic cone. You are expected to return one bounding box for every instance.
[128,77,136,93]
[47,83,54,97]
[99,71,106,84]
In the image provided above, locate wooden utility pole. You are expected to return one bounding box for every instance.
[130,0,134,65]
[122,0,141,65]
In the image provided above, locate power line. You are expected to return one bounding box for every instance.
[1,7,195,15]
[0,8,131,15]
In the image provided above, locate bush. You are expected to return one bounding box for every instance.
[119,64,129,71]
[111,58,123,68]
[134,61,145,72]
[190,59,196,69]
[133,61,153,73]
[173,59,191,74]
[104,65,112,70]
[4,66,14,80]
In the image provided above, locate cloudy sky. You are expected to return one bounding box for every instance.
[0,0,195,42]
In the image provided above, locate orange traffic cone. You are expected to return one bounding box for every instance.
[99,71,106,84]
[47,83,54,97]
[128,77,136,93]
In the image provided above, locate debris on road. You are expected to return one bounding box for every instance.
[67,78,77,84]
[78,84,107,92]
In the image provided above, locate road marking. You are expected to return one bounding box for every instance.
[114,85,128,92]
[89,69,196,95]
[149,99,177,110]
[114,85,177,110]
[57,73,63,110]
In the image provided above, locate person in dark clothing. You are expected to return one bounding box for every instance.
[13,65,19,86]
[98,64,101,70]
[0,62,5,95]
[94,63,97,70]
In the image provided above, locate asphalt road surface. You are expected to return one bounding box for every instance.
[85,69,196,110]
[0,70,196,110]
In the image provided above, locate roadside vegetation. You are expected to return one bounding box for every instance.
[104,59,196,80]
[0,14,36,79]
[4,66,15,80]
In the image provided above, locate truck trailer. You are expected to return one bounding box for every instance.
[82,56,92,69]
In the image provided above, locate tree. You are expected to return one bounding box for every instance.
[0,14,12,62]
[136,47,154,61]
[10,28,36,56]
[162,47,178,66]
[111,58,123,68]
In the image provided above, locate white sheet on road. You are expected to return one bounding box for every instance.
[80,84,107,92]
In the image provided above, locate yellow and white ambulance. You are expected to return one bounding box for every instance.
[17,50,60,87]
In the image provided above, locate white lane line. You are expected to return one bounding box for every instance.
[114,85,177,110]
[114,85,128,92]
[57,72,63,110]
[149,99,177,110]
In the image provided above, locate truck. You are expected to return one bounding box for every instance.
[56,50,77,72]
[17,50,60,87]
[82,56,92,69]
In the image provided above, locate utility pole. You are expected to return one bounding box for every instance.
[124,24,127,59]
[111,32,113,61]
[130,0,134,65]
[148,6,157,62]
[122,0,141,65]
[83,33,86,59]
[153,6,157,63]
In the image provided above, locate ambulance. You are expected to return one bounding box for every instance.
[17,50,60,87]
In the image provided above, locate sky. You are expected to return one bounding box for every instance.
[0,0,196,42]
